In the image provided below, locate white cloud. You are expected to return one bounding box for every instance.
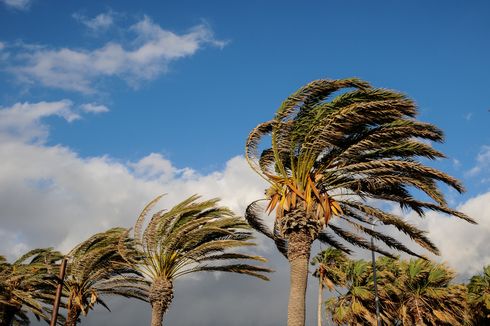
[0,101,79,142]
[80,103,109,114]
[466,145,490,179]
[73,12,114,31]
[420,193,490,277]
[8,16,225,93]
[0,101,267,257]
[1,0,31,10]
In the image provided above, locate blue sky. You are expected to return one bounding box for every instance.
[1,1,490,325]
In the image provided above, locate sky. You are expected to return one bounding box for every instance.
[1,0,489,325]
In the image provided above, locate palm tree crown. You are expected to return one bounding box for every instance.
[0,248,61,326]
[62,227,149,326]
[119,194,272,326]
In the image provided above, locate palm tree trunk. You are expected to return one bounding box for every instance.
[149,278,174,326]
[65,306,80,326]
[317,280,323,326]
[287,229,312,326]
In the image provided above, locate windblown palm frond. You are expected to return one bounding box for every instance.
[62,227,149,326]
[245,77,473,259]
[395,259,468,325]
[120,195,272,326]
[0,248,62,326]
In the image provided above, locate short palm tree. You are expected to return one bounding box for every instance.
[62,228,149,326]
[0,248,62,326]
[311,248,348,326]
[395,259,467,325]
[325,259,378,325]
[245,78,474,326]
[467,265,490,325]
[119,195,272,326]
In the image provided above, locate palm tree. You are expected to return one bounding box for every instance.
[311,248,348,326]
[245,78,474,326]
[467,265,490,325]
[62,227,149,326]
[325,259,378,325]
[0,248,62,326]
[395,259,467,325]
[119,195,272,326]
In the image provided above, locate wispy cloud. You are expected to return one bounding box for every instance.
[80,103,109,114]
[466,145,490,180]
[73,11,115,32]
[6,16,226,93]
[1,0,31,10]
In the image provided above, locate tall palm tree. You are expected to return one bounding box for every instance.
[0,248,62,326]
[395,259,467,325]
[467,265,490,325]
[119,195,272,326]
[311,248,348,326]
[62,227,149,326]
[245,78,474,326]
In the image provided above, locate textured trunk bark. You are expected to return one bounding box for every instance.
[317,280,323,326]
[149,278,174,326]
[287,229,312,326]
[414,298,425,326]
[64,306,80,326]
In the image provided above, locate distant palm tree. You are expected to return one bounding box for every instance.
[62,228,149,326]
[245,78,474,326]
[467,265,490,325]
[325,259,378,325]
[119,195,272,326]
[311,248,348,326]
[0,248,61,326]
[395,259,467,325]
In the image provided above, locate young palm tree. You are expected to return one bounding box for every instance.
[119,195,272,326]
[325,259,378,325]
[0,248,62,326]
[245,78,474,326]
[467,265,490,325]
[62,228,149,326]
[311,248,348,326]
[395,259,467,325]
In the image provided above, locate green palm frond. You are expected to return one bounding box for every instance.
[121,195,272,282]
[245,77,473,260]
[0,248,62,324]
[62,228,150,323]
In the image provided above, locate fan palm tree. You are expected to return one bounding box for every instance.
[325,259,377,325]
[245,78,474,325]
[0,248,62,326]
[62,227,149,326]
[311,248,349,326]
[119,195,272,326]
[467,265,490,325]
[395,259,467,325]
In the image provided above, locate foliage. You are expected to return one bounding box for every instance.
[325,257,468,325]
[245,77,473,257]
[62,227,149,325]
[467,265,490,325]
[0,249,62,325]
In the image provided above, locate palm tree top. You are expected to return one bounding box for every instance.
[245,77,474,258]
[120,194,272,281]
